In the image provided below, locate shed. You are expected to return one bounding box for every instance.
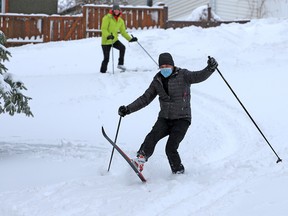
[1,0,58,14]
[130,0,288,20]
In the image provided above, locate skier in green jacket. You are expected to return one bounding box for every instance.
[100,4,138,73]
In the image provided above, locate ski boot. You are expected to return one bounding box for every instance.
[171,164,185,174]
[117,65,126,72]
[131,154,146,172]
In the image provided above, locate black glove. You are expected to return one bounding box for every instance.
[129,36,138,42]
[107,34,114,40]
[207,56,218,70]
[118,105,130,117]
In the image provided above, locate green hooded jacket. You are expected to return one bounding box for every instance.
[101,11,132,45]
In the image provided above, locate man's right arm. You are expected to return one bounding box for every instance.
[127,82,157,114]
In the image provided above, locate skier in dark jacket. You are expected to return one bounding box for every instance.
[118,52,218,174]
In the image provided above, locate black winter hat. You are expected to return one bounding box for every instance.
[158,52,174,66]
[112,4,120,10]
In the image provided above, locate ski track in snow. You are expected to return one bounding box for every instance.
[1,19,288,215]
[1,72,276,216]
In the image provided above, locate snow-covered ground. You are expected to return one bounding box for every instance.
[1,18,288,215]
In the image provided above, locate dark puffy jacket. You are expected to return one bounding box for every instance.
[127,66,215,122]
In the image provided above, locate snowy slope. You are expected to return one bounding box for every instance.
[1,18,288,215]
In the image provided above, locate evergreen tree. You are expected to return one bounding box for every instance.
[0,31,33,117]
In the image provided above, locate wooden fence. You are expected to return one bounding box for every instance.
[0,5,249,47]
[0,14,85,46]
[83,5,168,38]
[0,15,44,45]
[0,5,168,47]
[166,20,250,29]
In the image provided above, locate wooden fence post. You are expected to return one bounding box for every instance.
[42,17,50,42]
[83,6,87,38]
[162,6,168,29]
[208,6,211,22]
[5,0,9,12]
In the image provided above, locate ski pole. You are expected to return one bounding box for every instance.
[110,33,115,75]
[210,57,282,163]
[132,34,158,66]
[107,116,122,171]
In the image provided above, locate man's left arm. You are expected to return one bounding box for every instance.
[186,57,218,83]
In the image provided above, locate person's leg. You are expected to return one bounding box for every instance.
[112,40,126,66]
[137,118,169,160]
[100,45,112,73]
[165,119,190,173]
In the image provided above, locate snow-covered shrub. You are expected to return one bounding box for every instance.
[186,5,222,22]
[0,31,33,116]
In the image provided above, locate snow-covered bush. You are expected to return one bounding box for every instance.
[186,5,222,22]
[58,0,76,13]
[0,31,33,116]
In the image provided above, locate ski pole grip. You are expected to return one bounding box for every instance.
[208,56,218,70]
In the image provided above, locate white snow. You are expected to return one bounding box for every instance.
[1,18,288,215]
[185,5,222,21]
[58,0,76,13]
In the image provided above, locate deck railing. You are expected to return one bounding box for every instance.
[0,5,249,47]
[0,5,168,46]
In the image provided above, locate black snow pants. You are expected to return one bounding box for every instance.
[100,40,126,73]
[138,117,190,172]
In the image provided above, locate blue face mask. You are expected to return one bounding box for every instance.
[160,68,173,78]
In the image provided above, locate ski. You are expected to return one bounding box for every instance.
[119,68,152,73]
[102,126,146,183]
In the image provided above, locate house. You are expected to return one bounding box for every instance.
[130,0,288,20]
[1,0,58,14]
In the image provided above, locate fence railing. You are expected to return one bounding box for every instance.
[0,5,249,47]
[0,5,168,46]
[166,20,250,29]
[83,5,168,37]
[0,15,45,44]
